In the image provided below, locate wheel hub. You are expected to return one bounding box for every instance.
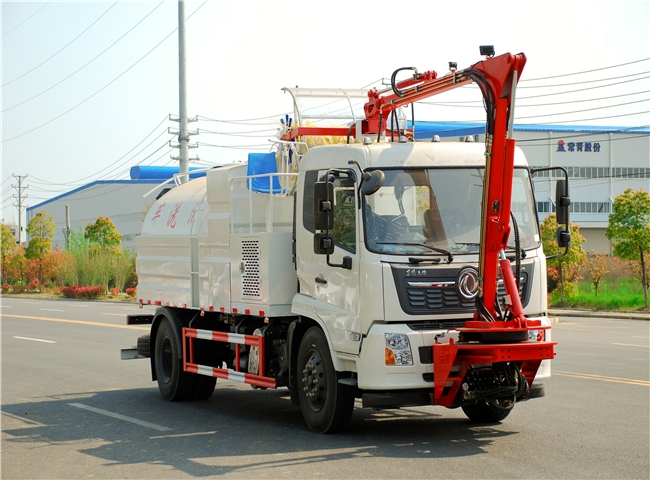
[301,353,326,410]
[160,337,173,382]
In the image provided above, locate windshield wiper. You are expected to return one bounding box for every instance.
[408,257,442,264]
[376,242,454,263]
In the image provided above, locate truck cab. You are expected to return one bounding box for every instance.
[293,141,550,406]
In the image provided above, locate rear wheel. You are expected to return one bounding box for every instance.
[297,327,354,433]
[154,315,194,401]
[462,399,513,423]
[189,375,217,400]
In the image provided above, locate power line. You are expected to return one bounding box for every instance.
[422,90,649,107]
[1,1,50,38]
[1,2,118,87]
[517,71,649,89]
[515,99,649,121]
[418,74,650,105]
[197,142,273,150]
[518,91,649,108]
[1,2,206,144]
[26,147,177,208]
[199,128,278,137]
[520,110,649,124]
[2,2,164,112]
[197,115,288,125]
[28,115,170,186]
[521,58,650,82]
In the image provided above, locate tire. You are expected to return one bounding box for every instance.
[462,399,513,423]
[189,375,217,400]
[297,327,354,433]
[154,315,194,401]
[137,334,150,357]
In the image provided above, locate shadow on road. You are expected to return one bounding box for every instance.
[2,384,517,477]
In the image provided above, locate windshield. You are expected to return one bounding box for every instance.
[363,167,540,255]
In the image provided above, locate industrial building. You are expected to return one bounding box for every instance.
[26,123,649,254]
[413,122,649,253]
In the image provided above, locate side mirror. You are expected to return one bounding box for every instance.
[313,233,334,255]
[313,181,334,230]
[556,227,571,249]
[555,178,570,225]
[361,170,385,196]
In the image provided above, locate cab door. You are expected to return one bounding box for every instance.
[312,171,361,355]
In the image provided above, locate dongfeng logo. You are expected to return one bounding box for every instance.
[456,267,479,301]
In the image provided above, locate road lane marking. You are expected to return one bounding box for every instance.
[41,308,65,312]
[2,314,148,330]
[65,304,89,308]
[69,403,171,432]
[13,336,56,344]
[1,411,45,426]
[612,343,650,348]
[150,431,218,439]
[554,370,650,386]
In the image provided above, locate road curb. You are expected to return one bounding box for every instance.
[549,309,650,321]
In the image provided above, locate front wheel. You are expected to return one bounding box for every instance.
[462,399,513,423]
[297,327,354,433]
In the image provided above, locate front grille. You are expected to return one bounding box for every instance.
[406,287,474,310]
[391,263,532,316]
[406,275,527,313]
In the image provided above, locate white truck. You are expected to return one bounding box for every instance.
[124,50,566,433]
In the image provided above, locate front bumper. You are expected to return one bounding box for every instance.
[356,317,554,394]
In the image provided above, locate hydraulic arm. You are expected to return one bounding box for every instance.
[285,49,530,325]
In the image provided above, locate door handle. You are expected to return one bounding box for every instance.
[315,276,327,285]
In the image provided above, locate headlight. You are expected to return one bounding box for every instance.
[528,330,545,342]
[385,333,413,366]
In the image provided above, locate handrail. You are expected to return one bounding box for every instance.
[229,172,298,234]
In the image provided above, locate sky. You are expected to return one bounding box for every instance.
[1,0,649,231]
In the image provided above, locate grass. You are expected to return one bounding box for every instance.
[550,277,647,311]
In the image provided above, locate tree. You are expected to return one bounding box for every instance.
[84,216,122,248]
[1,223,18,283]
[6,250,27,285]
[606,188,650,309]
[541,214,586,304]
[25,211,56,292]
[586,249,609,296]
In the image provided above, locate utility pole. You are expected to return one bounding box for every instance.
[11,174,28,245]
[169,0,198,184]
[63,204,71,249]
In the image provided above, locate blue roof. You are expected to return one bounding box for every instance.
[27,179,162,213]
[412,121,650,140]
[129,165,207,180]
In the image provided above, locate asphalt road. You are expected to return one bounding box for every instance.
[2,297,649,479]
